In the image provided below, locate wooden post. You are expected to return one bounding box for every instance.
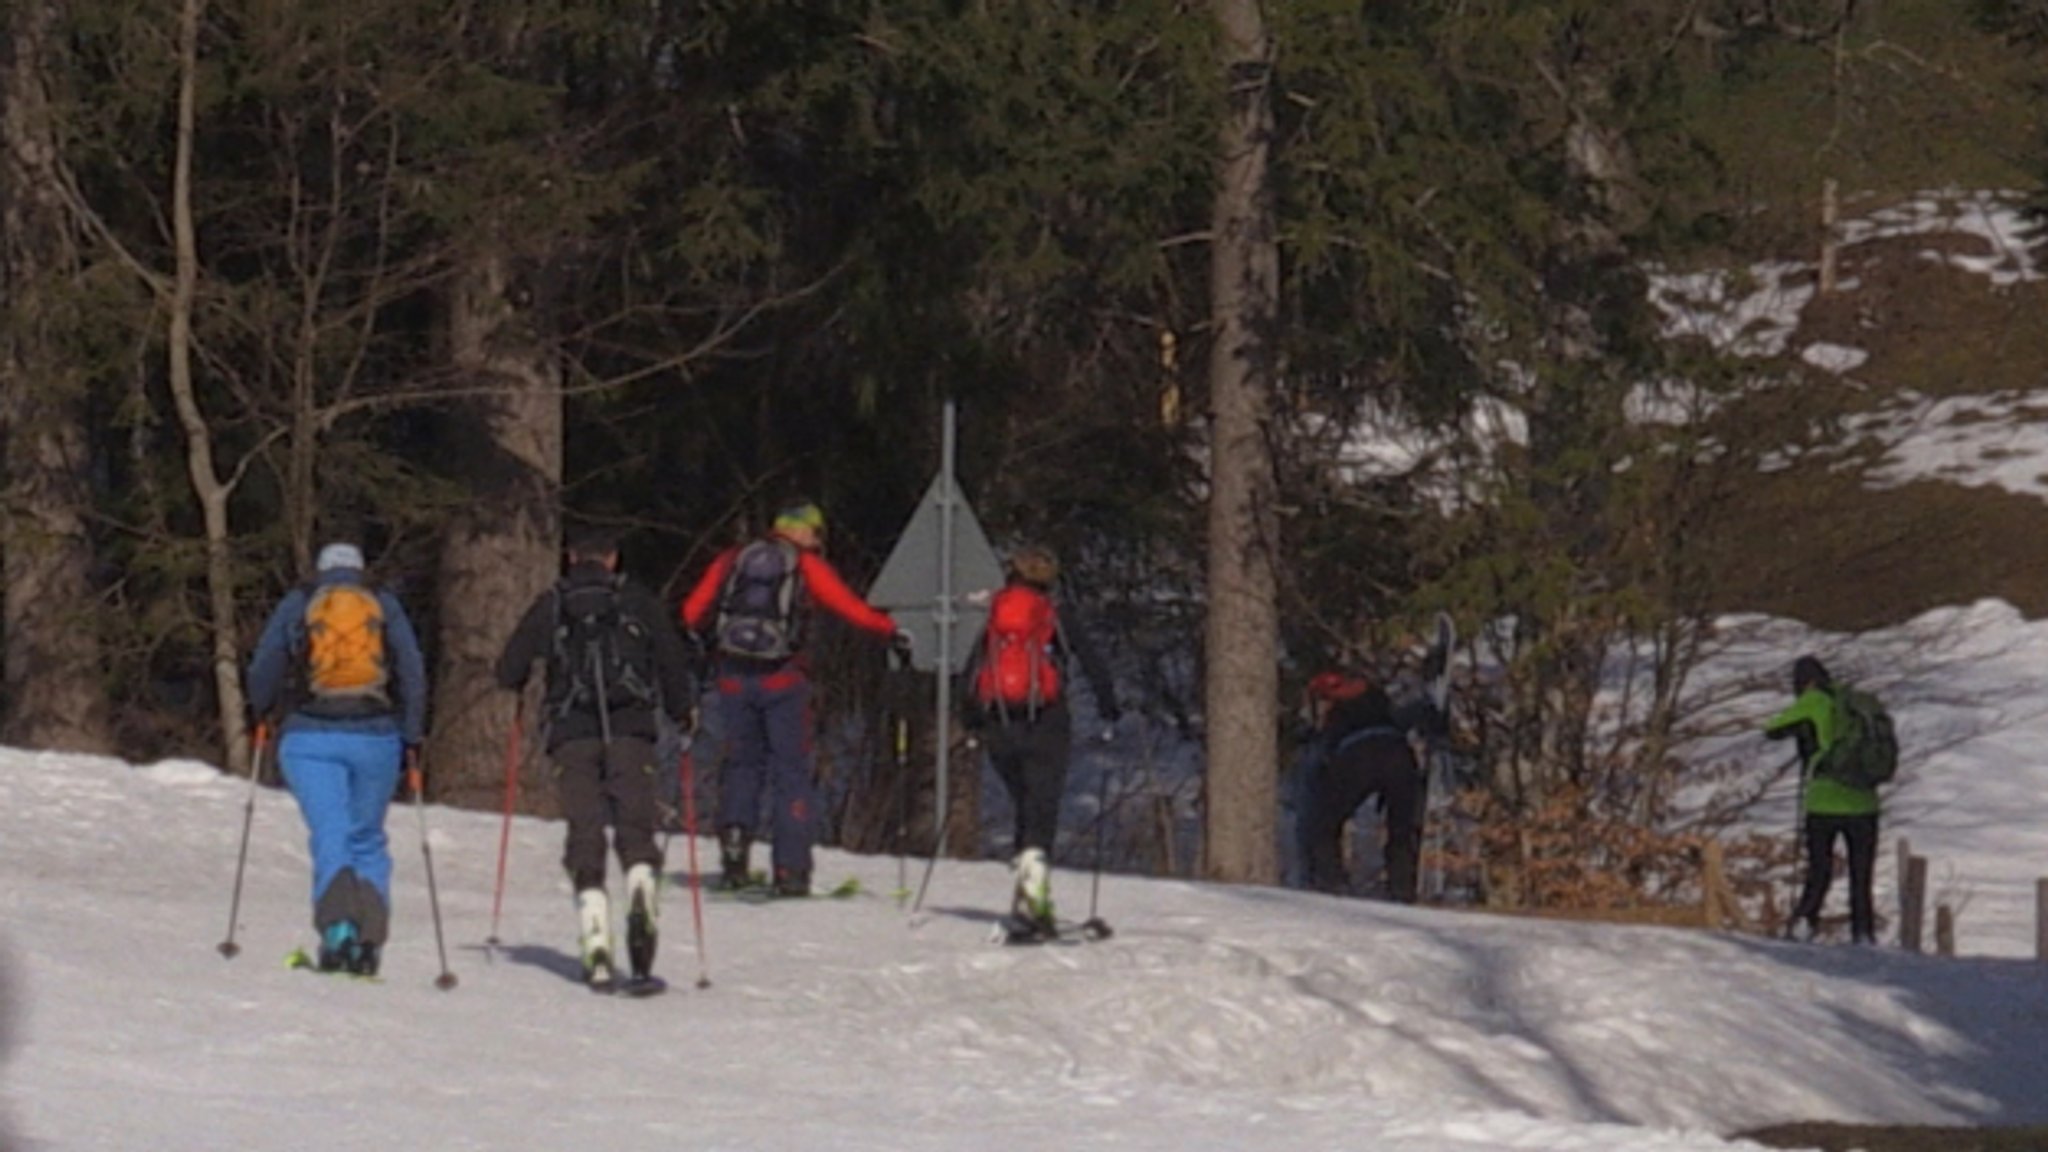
[1819,178,1841,294]
[1935,904,1955,957]
[1701,840,1728,931]
[1155,794,1178,877]
[1901,855,1928,953]
[2036,879,2048,961]
[1897,837,1912,943]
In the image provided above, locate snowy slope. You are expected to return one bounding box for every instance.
[4,724,2048,1152]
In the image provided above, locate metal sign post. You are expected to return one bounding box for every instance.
[868,399,1004,893]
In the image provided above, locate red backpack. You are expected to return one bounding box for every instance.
[974,586,1062,715]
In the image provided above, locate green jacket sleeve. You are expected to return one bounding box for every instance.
[1764,688,1836,768]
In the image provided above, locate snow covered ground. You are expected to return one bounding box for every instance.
[4,674,2048,1152]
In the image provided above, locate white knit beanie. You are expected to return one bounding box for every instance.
[316,542,365,572]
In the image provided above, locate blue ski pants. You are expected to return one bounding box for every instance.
[279,727,402,933]
[713,666,816,878]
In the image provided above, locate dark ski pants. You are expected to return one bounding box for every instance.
[1302,731,1424,903]
[713,667,817,878]
[279,727,402,944]
[1286,746,1323,889]
[553,736,662,891]
[980,703,1073,856]
[1792,811,1879,942]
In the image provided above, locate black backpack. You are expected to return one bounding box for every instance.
[551,577,659,719]
[713,539,802,660]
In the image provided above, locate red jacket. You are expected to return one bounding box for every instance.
[681,534,896,642]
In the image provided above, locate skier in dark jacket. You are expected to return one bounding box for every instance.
[1300,671,1426,903]
[496,529,696,988]
[1765,655,1880,944]
[247,541,429,976]
[680,501,906,897]
[957,545,1120,934]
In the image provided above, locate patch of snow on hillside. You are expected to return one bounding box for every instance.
[1841,189,2043,286]
[1840,390,2048,501]
[1801,342,1869,374]
[1648,191,2041,371]
[1647,262,1813,357]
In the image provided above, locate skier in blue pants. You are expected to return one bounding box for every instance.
[247,541,429,975]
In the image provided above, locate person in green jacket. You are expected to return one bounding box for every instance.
[1765,655,1880,944]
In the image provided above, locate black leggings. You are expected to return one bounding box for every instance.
[1302,731,1423,902]
[980,703,1073,856]
[1792,812,1879,941]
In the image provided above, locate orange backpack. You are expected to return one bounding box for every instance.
[302,583,390,705]
[974,586,1061,715]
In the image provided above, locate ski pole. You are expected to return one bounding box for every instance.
[486,701,525,960]
[893,712,911,903]
[409,750,459,991]
[680,739,711,989]
[909,726,959,922]
[217,723,270,959]
[1080,735,1115,941]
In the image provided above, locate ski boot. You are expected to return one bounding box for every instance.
[772,867,811,899]
[317,920,361,973]
[625,863,659,982]
[577,888,615,991]
[350,941,381,978]
[718,825,753,891]
[1009,848,1056,939]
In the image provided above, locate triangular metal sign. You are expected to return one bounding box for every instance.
[868,474,1006,672]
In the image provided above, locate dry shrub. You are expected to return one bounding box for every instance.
[1437,781,1790,928]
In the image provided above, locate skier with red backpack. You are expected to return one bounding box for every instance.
[959,545,1120,939]
[680,501,908,897]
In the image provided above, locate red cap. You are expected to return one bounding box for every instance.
[1308,671,1369,702]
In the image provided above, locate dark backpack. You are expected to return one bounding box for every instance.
[713,539,802,660]
[552,577,659,719]
[973,586,1062,718]
[1819,687,1898,790]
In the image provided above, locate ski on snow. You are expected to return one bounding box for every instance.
[708,875,863,904]
[993,915,1114,947]
[283,947,383,983]
[586,972,669,998]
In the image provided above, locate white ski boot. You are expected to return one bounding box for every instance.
[1010,848,1055,936]
[577,888,614,990]
[625,863,659,982]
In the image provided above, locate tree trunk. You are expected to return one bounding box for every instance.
[1,0,114,753]
[162,0,251,775]
[1201,0,1281,885]
[430,244,561,811]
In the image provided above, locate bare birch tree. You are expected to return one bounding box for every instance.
[161,0,255,774]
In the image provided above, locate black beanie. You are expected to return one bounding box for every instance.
[1792,655,1832,694]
